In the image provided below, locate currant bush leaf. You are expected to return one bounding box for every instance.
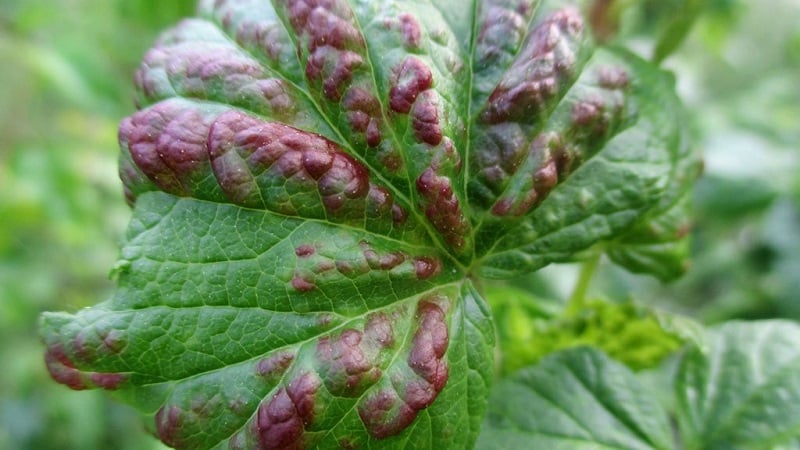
[476,347,675,450]
[676,320,800,449]
[39,0,691,448]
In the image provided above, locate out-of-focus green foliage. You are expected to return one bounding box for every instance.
[0,1,193,449]
[1,0,798,448]
[490,290,702,374]
[591,0,800,323]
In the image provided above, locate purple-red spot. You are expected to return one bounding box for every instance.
[479,7,584,124]
[597,65,629,89]
[413,256,441,280]
[317,329,381,396]
[312,47,363,102]
[391,204,408,225]
[358,388,416,439]
[403,379,438,410]
[491,133,561,217]
[361,241,406,271]
[491,198,514,216]
[342,87,383,147]
[411,91,442,146]
[208,110,374,216]
[365,313,395,348]
[408,300,449,392]
[389,57,433,114]
[121,102,215,198]
[291,273,315,292]
[302,148,334,180]
[101,329,126,354]
[44,342,127,391]
[335,260,355,276]
[73,331,94,363]
[256,372,321,450]
[257,351,295,380]
[295,245,316,258]
[317,261,335,272]
[399,14,422,50]
[44,344,85,390]
[156,405,184,449]
[366,119,382,147]
[366,186,392,217]
[572,100,600,126]
[415,168,470,250]
[89,373,126,390]
[287,0,366,101]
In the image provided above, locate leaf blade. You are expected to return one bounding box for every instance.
[477,347,675,450]
[676,320,800,449]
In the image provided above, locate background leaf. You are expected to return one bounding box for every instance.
[476,347,675,450]
[676,320,800,449]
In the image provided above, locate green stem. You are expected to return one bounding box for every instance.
[568,252,602,313]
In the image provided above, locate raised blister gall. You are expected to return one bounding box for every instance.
[291,273,316,292]
[408,299,449,391]
[256,351,295,381]
[156,406,185,449]
[389,57,433,114]
[479,7,584,124]
[256,372,321,450]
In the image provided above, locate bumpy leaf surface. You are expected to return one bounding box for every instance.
[476,347,675,450]
[39,0,689,448]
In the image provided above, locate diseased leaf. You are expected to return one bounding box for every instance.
[39,0,693,448]
[40,192,494,449]
[476,347,675,450]
[474,45,689,278]
[676,320,800,450]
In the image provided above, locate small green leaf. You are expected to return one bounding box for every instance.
[652,0,706,64]
[676,320,800,450]
[494,299,695,374]
[477,347,675,450]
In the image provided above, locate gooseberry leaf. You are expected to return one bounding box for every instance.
[39,0,691,448]
[476,347,675,450]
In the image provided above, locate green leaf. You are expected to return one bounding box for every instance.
[475,45,689,278]
[476,347,675,450]
[652,0,706,64]
[606,119,702,281]
[676,320,800,450]
[40,192,495,449]
[39,0,692,448]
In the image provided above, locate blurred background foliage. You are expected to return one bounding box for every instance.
[0,0,797,449]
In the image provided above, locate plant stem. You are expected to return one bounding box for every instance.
[568,252,602,313]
